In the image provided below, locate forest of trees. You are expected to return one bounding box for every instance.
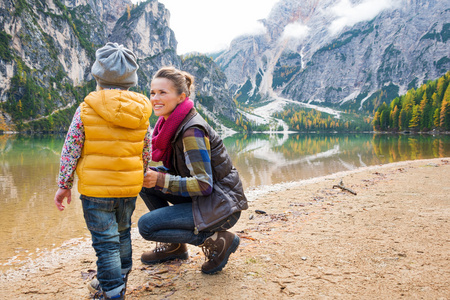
[271,71,450,133]
[273,105,372,132]
[372,71,450,132]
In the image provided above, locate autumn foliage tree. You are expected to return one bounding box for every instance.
[440,85,450,130]
[373,71,450,132]
[274,105,371,132]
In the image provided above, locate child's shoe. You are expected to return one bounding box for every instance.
[88,272,129,295]
[88,278,101,293]
[93,288,125,299]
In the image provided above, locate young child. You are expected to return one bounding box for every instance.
[54,42,152,300]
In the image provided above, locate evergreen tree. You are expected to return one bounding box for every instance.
[380,109,389,130]
[419,93,432,130]
[409,104,420,129]
[433,108,440,128]
[391,105,400,130]
[436,76,447,101]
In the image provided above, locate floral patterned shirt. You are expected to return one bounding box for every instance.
[57,106,152,189]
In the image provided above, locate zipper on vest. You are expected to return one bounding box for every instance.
[194,227,199,235]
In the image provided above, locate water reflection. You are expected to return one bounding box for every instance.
[371,134,449,163]
[223,133,450,189]
[1,133,449,271]
[0,135,86,270]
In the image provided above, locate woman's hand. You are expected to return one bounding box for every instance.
[143,169,158,188]
[54,188,71,211]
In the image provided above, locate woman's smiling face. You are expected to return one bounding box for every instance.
[150,77,186,120]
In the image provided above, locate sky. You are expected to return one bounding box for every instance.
[131,0,399,55]
[132,0,280,55]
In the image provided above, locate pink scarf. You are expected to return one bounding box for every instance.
[152,98,194,168]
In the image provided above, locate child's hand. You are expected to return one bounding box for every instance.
[54,188,72,211]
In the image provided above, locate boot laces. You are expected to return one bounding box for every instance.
[153,242,170,253]
[201,243,218,261]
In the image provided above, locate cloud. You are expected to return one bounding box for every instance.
[241,20,268,36]
[328,0,400,35]
[281,22,310,40]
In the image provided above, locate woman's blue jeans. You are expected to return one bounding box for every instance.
[81,195,136,297]
[138,187,240,246]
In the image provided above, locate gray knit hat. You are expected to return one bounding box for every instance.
[91,42,138,89]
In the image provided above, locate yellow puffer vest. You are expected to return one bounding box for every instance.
[76,89,152,197]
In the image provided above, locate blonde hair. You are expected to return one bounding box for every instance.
[153,66,195,97]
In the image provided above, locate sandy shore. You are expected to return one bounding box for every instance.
[1,158,449,299]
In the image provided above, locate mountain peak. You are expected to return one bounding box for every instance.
[217,0,449,111]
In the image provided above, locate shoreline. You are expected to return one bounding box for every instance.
[1,157,449,299]
[0,160,420,275]
[2,130,450,136]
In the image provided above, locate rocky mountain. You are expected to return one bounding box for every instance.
[182,55,237,122]
[217,0,450,112]
[0,0,237,132]
[109,0,181,86]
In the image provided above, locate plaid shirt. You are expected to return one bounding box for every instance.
[154,127,214,197]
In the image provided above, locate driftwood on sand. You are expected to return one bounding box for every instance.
[332,179,357,195]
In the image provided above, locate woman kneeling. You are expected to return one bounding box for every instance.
[138,66,248,274]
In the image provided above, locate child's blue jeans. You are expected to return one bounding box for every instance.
[81,195,136,297]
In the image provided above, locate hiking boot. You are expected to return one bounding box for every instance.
[201,231,240,274]
[141,243,189,265]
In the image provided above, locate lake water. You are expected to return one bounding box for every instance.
[1,132,449,271]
